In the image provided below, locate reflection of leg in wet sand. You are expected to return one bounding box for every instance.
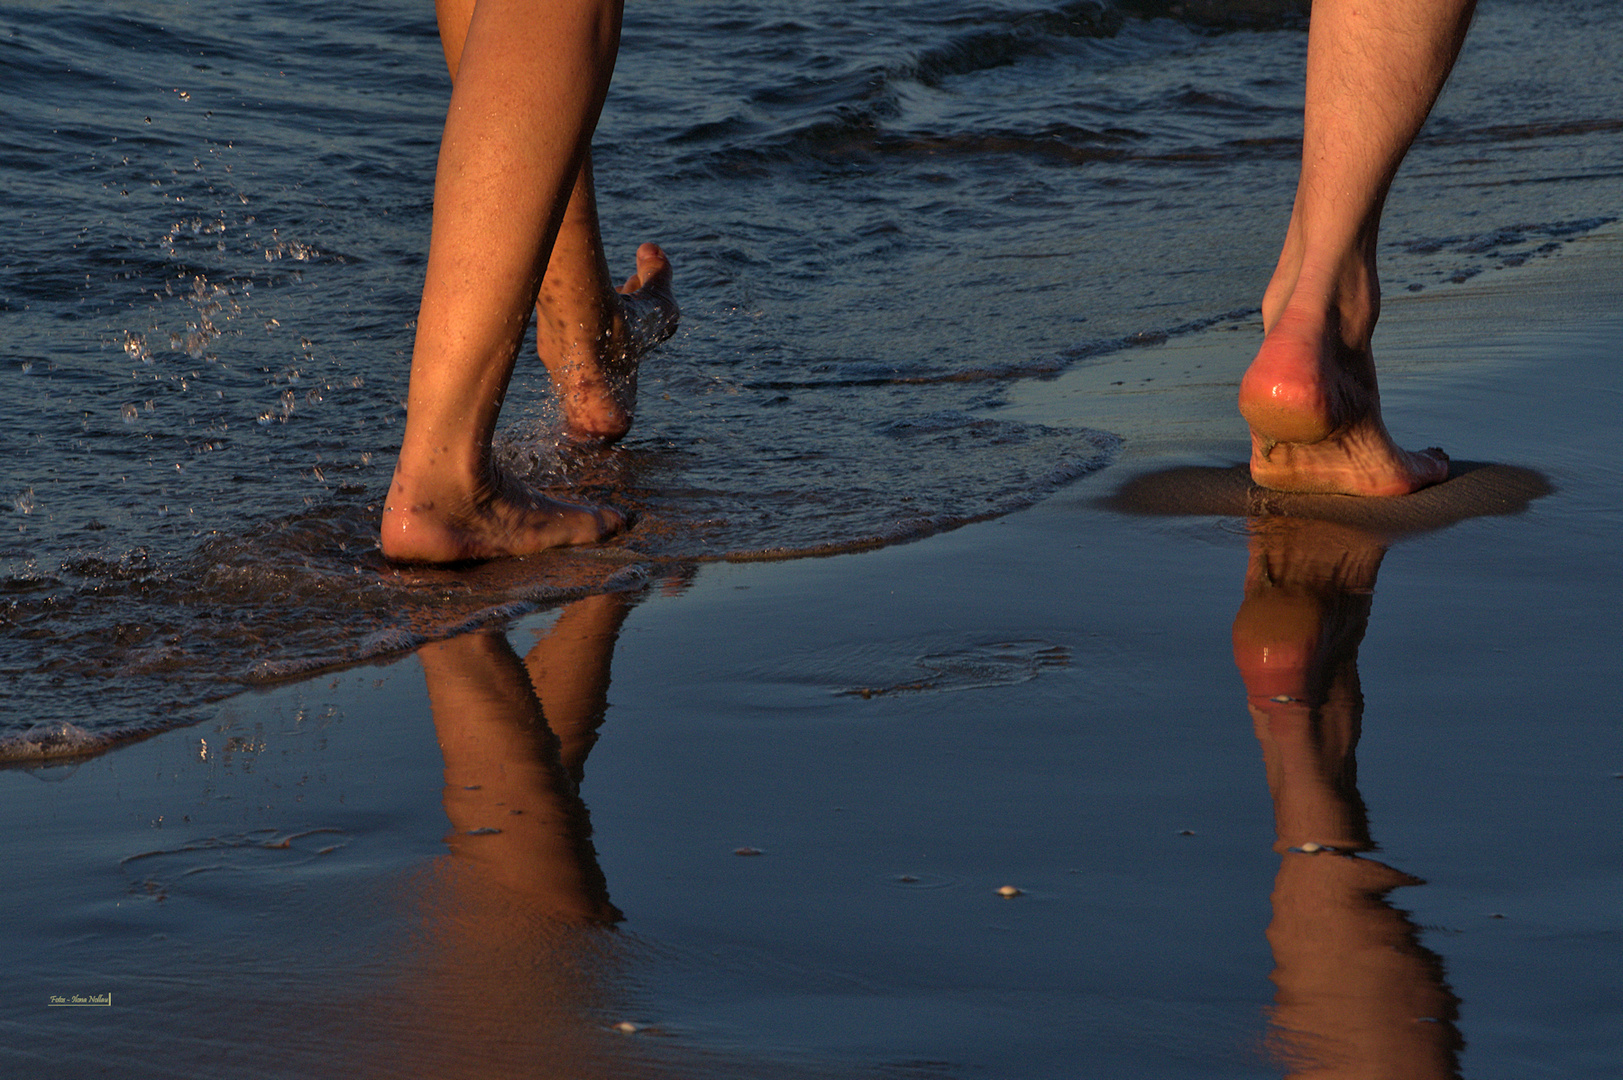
[387,592,638,1078]
[1239,0,1474,496]
[1232,519,1462,1077]
[382,0,678,564]
[419,608,627,923]
[518,590,633,787]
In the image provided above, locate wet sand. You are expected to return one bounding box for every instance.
[3,228,1620,1078]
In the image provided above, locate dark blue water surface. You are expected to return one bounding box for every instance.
[2,0,1620,754]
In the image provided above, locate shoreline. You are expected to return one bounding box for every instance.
[0,220,1607,769]
[3,225,1621,1077]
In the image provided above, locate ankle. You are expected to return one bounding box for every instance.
[536,277,622,355]
[387,448,493,512]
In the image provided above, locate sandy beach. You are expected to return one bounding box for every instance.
[3,226,1620,1077]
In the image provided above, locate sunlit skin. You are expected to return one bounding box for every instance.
[1233,518,1462,1078]
[1239,0,1475,496]
[382,0,678,564]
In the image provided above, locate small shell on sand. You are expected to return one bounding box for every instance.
[733,846,763,856]
[997,885,1022,897]
[613,1022,639,1034]
[1297,842,1321,853]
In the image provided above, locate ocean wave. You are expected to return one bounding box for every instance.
[0,720,131,766]
[667,0,1309,177]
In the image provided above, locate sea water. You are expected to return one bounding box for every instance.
[2,0,1619,754]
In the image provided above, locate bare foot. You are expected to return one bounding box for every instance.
[1240,303,1447,497]
[380,465,623,563]
[535,242,678,443]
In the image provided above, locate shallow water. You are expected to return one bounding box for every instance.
[2,0,1620,754]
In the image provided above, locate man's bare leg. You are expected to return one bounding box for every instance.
[1239,0,1475,496]
[382,0,658,563]
[436,0,677,445]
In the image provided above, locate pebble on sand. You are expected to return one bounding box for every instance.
[997,885,1022,897]
[733,846,763,856]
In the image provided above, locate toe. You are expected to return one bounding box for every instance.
[632,243,672,291]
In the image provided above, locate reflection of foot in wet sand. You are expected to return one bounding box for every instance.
[379,593,639,1079]
[520,591,635,785]
[1232,519,1462,1078]
[418,622,620,923]
[1233,520,1383,853]
[1239,0,1472,496]
[380,0,677,564]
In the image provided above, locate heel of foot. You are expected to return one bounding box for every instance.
[1240,401,1336,449]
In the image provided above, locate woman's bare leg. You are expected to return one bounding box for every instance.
[437,0,677,442]
[1239,0,1475,496]
[383,0,672,563]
